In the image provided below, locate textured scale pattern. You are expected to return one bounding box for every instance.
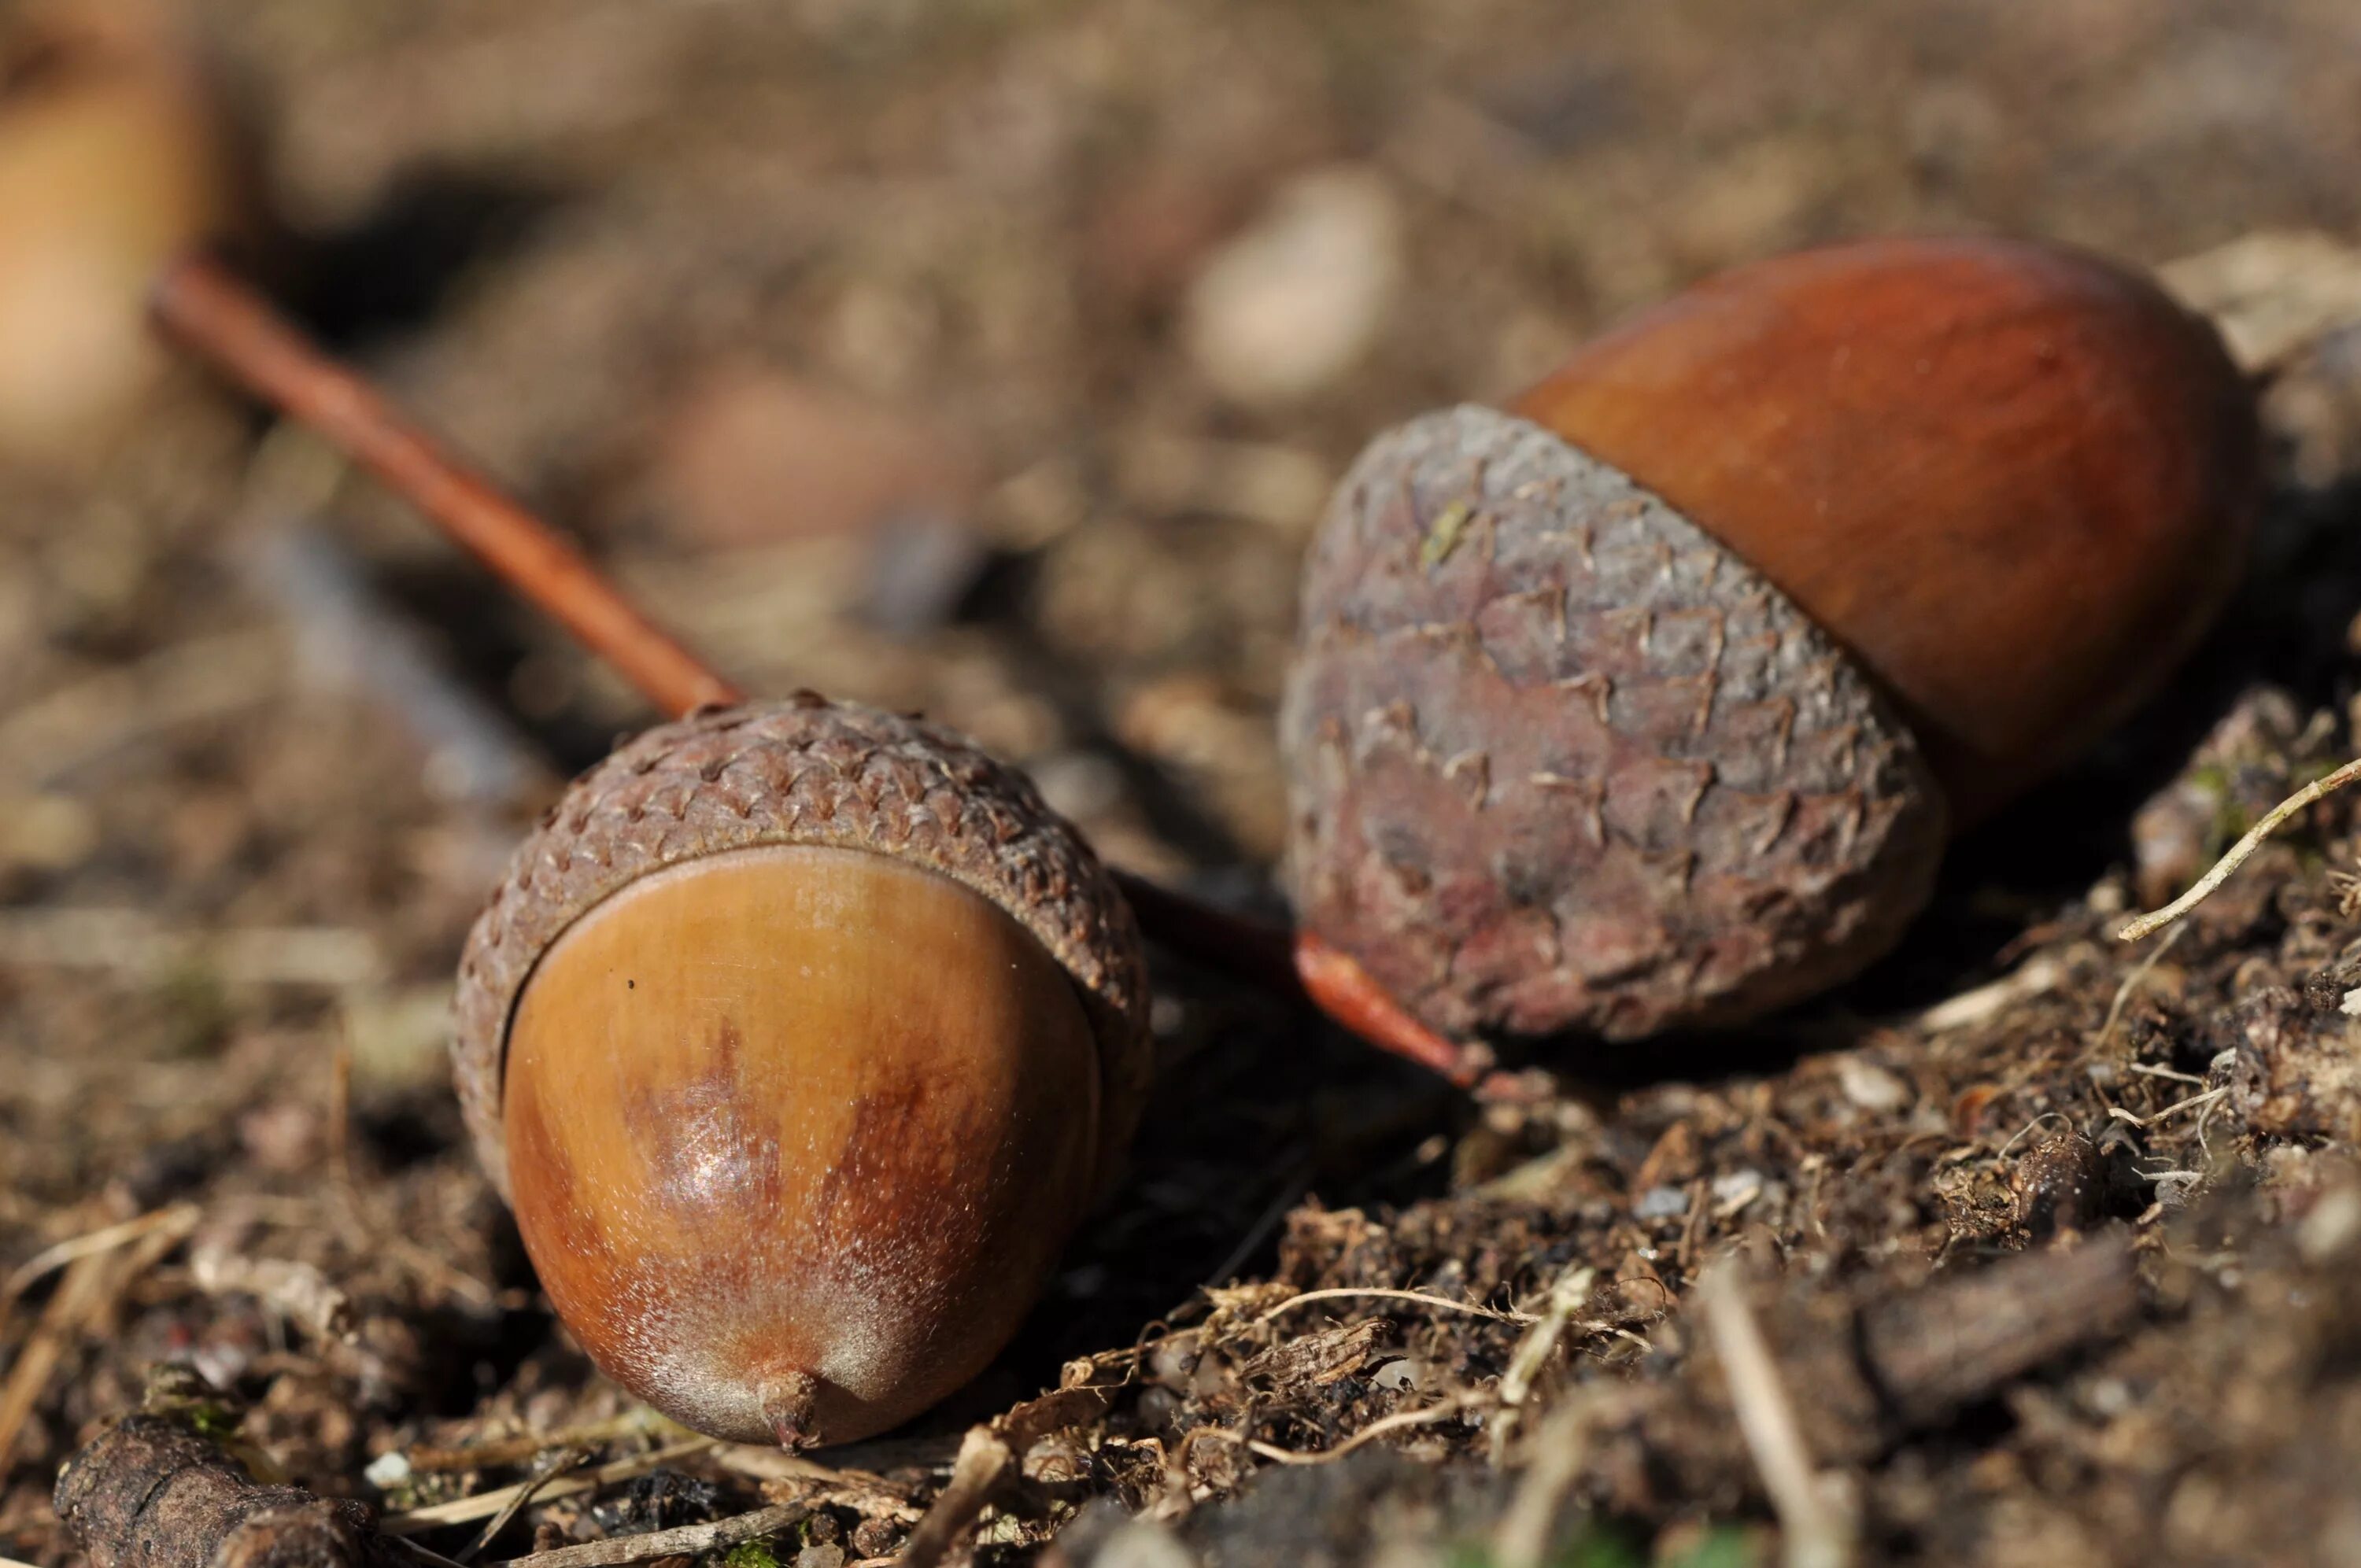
[1280,406,1949,1046]
[452,695,1150,1199]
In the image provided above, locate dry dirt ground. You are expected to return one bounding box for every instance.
[13,2,2361,1565]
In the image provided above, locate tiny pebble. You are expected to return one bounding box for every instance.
[1710,1169,1764,1206]
[1836,1054,1912,1112]
[2086,1378,2134,1418]
[1635,1185,1690,1219]
[364,1451,410,1489]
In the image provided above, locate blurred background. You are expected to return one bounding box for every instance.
[9,0,2361,1558]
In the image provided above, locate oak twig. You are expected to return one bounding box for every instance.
[152,253,740,721]
[1697,1260,1857,1568]
[57,1415,397,1568]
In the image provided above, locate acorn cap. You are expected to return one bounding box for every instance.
[453,695,1151,1200]
[1280,404,1948,1045]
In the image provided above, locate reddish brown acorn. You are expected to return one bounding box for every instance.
[1280,236,2259,1049]
[451,697,1148,1447]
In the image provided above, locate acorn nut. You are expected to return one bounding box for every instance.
[1280,236,2260,1050]
[0,0,257,467]
[452,697,1148,1448]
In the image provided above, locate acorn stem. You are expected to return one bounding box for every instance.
[756,1368,822,1452]
[149,251,743,718]
[146,252,1470,1079]
[1293,932,1487,1087]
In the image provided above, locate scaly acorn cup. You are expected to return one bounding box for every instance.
[452,695,1149,1447]
[1280,236,2259,1050]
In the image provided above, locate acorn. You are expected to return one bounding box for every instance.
[0,0,256,467]
[1280,236,2260,1049]
[451,696,1149,1447]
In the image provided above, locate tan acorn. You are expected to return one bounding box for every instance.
[0,0,256,467]
[451,696,1148,1447]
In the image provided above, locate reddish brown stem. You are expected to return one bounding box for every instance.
[149,250,1472,1082]
[1294,932,1486,1086]
[152,253,743,719]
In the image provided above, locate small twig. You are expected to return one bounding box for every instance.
[1993,1113,2067,1160]
[890,1426,1003,1568]
[0,1203,202,1323]
[1492,1396,1596,1568]
[1494,1266,1607,1474]
[1495,1267,1596,1423]
[1917,956,2064,1033]
[1858,1238,2136,1427]
[2096,923,2186,1049]
[1234,1393,1474,1466]
[403,1413,679,1475]
[2119,755,2361,941]
[57,1414,397,1568]
[892,1387,1110,1568]
[456,1449,586,1565]
[379,1441,713,1534]
[2106,1087,2230,1131]
[153,253,739,720]
[1696,1260,1856,1568]
[2123,1062,2208,1087]
[486,1504,805,1568]
[1255,1287,1532,1326]
[2,1215,199,1470]
[703,1444,914,1505]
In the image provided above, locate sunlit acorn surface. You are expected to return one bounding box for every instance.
[502,844,1101,1446]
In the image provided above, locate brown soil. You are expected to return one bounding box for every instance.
[12,2,2361,1566]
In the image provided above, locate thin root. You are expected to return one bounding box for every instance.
[2118,755,2361,941]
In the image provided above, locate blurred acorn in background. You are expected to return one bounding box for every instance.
[0,0,260,469]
